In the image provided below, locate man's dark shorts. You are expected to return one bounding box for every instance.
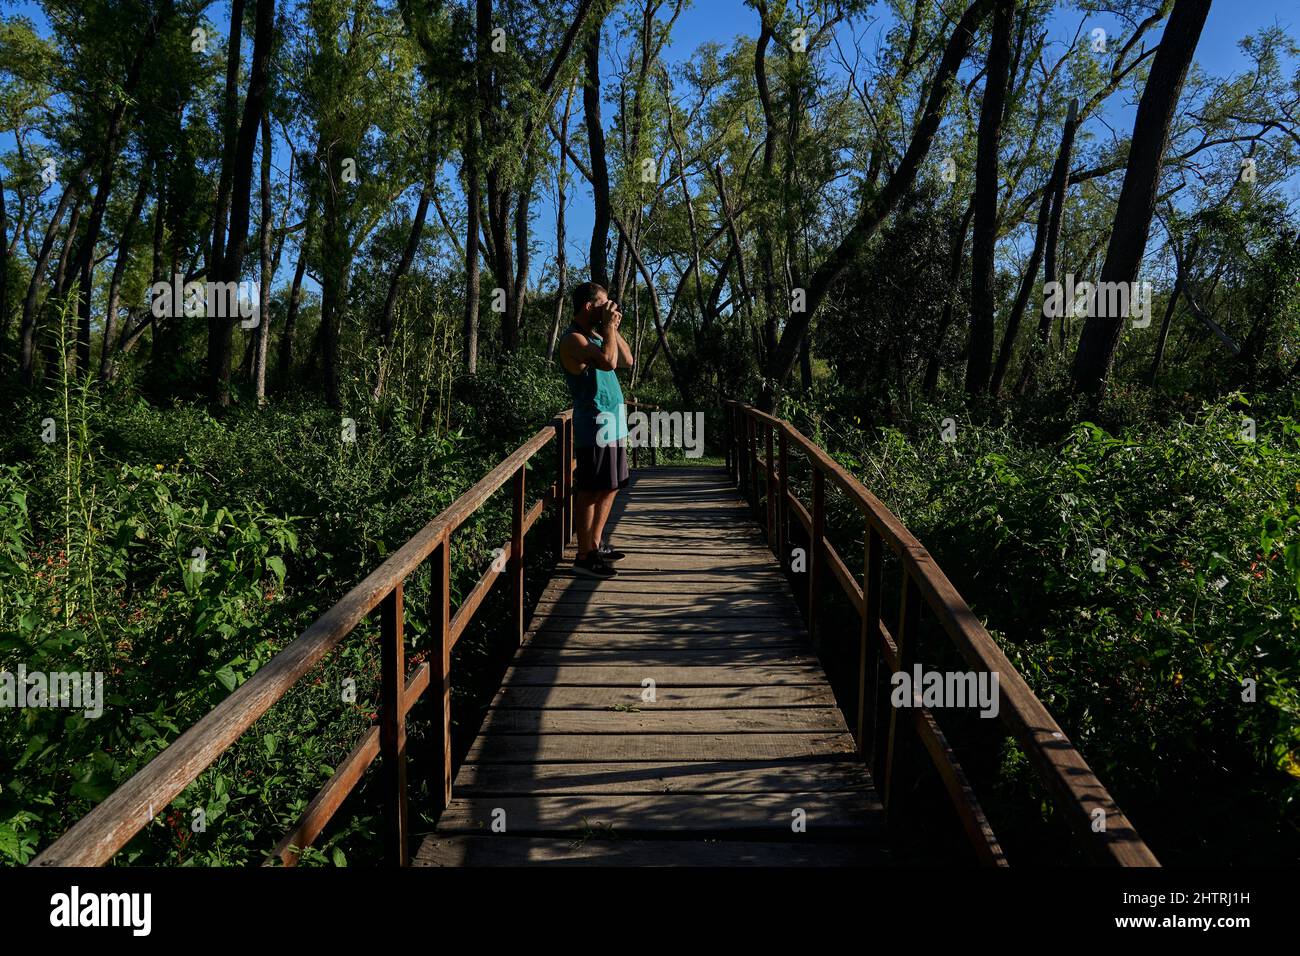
[575,440,630,492]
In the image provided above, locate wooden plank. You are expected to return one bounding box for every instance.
[509,647,817,667]
[529,603,802,622]
[415,836,888,867]
[435,793,882,834]
[452,760,872,795]
[476,707,849,735]
[490,684,837,709]
[465,732,859,763]
[534,589,799,609]
[539,576,788,594]
[526,615,803,635]
[572,554,780,570]
[523,631,804,651]
[500,663,827,687]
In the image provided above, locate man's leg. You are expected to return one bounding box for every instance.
[592,488,618,551]
[593,440,630,551]
[575,490,599,559]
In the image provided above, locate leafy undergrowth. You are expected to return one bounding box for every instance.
[781,389,1300,864]
[0,355,570,865]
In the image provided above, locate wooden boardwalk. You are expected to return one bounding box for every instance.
[415,466,887,866]
[32,403,1155,868]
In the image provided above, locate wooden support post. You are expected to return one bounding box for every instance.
[737,409,747,493]
[724,404,733,478]
[509,468,525,647]
[764,424,776,547]
[379,583,409,866]
[883,570,923,820]
[564,417,574,545]
[808,468,825,649]
[510,466,525,646]
[747,415,758,515]
[733,405,741,485]
[430,537,452,814]
[777,428,789,573]
[856,526,884,760]
[553,418,566,557]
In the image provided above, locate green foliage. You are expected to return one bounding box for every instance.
[784,388,1300,863]
[0,351,567,866]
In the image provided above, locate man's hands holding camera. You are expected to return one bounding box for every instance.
[595,299,622,336]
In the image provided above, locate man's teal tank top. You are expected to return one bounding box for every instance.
[562,322,627,448]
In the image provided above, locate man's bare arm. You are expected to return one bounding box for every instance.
[614,327,634,368]
[561,329,618,373]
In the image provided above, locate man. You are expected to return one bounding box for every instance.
[559,281,634,579]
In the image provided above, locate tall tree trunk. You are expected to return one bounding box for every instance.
[753,15,780,359]
[546,84,575,362]
[371,186,430,400]
[1071,0,1210,396]
[990,180,1052,396]
[100,163,152,381]
[1148,285,1181,386]
[923,199,975,394]
[35,199,84,382]
[0,170,9,339]
[763,0,994,400]
[209,0,275,407]
[210,0,247,276]
[380,188,431,347]
[253,112,274,404]
[278,187,316,385]
[584,15,612,287]
[319,166,350,410]
[506,176,533,351]
[1038,98,1078,342]
[463,111,481,374]
[963,0,1013,396]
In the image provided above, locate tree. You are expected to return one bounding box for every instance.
[762,0,995,402]
[964,0,1014,396]
[1070,0,1212,396]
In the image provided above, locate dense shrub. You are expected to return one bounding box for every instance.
[0,358,568,865]
[780,388,1300,863]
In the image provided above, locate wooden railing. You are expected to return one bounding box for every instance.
[627,396,659,470]
[724,399,1158,866]
[33,406,611,867]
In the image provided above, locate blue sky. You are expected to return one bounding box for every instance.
[2,0,1297,297]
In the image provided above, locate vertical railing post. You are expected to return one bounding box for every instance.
[808,467,825,649]
[564,416,574,545]
[732,405,741,486]
[736,409,746,493]
[747,415,758,515]
[724,403,733,478]
[511,465,525,645]
[883,569,923,822]
[630,398,640,471]
[431,536,452,815]
[553,418,566,558]
[764,423,776,547]
[777,428,789,573]
[379,583,409,867]
[856,525,884,760]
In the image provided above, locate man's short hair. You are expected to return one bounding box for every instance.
[571,281,607,316]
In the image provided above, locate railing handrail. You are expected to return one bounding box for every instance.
[33,410,577,867]
[723,399,1158,867]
